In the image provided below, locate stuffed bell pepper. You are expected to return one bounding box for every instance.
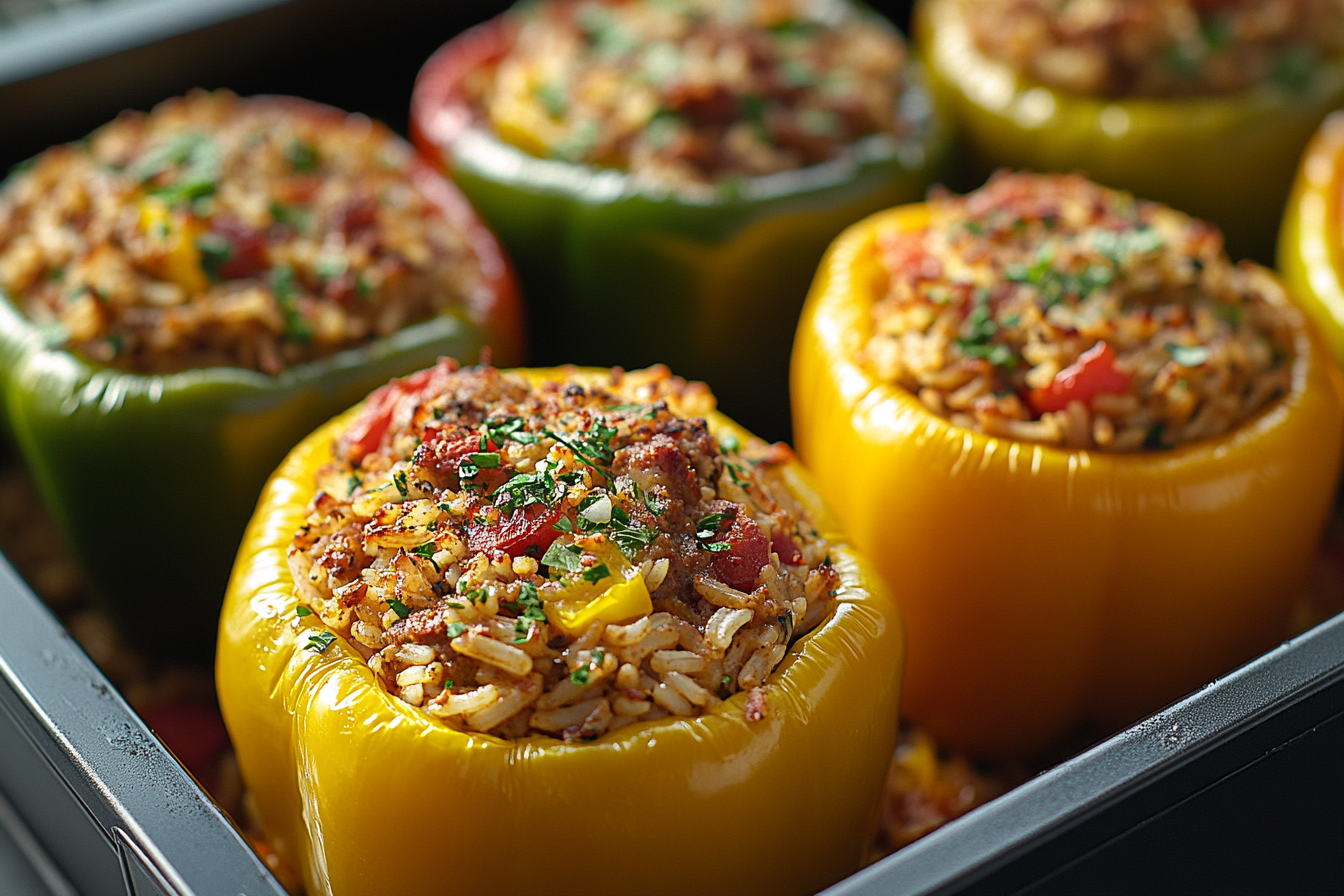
[792,171,1344,757]
[0,91,524,657]
[915,0,1344,262]
[1279,110,1344,370]
[217,362,903,896]
[411,0,950,439]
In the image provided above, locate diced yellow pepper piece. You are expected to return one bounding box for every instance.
[551,573,652,637]
[138,197,208,296]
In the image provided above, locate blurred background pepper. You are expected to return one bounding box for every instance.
[411,0,945,442]
[914,0,1344,263]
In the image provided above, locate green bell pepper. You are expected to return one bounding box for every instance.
[0,108,524,658]
[914,0,1344,263]
[410,9,951,441]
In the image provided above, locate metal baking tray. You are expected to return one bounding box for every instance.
[0,1,1339,893]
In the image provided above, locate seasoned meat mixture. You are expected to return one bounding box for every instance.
[289,363,837,741]
[862,172,1296,450]
[954,0,1344,97]
[0,91,487,374]
[464,0,913,190]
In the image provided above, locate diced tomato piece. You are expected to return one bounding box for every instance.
[137,701,230,786]
[209,214,268,280]
[1028,341,1132,415]
[770,528,803,566]
[466,503,562,556]
[334,195,380,237]
[343,359,459,463]
[712,512,770,592]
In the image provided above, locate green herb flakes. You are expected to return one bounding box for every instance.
[305,631,337,653]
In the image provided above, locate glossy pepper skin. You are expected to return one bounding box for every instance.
[409,12,951,441]
[0,105,524,659]
[1279,111,1344,370]
[914,0,1344,263]
[792,203,1344,758]
[217,368,904,896]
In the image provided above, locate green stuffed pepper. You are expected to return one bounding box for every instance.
[411,0,950,439]
[0,91,524,657]
[915,0,1344,263]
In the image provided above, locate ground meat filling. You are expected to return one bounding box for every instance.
[463,0,913,192]
[289,364,837,741]
[862,172,1295,451]
[0,90,486,374]
[955,0,1344,97]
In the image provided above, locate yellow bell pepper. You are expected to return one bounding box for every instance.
[791,203,1344,758]
[217,367,904,896]
[1279,110,1344,370]
[914,0,1344,262]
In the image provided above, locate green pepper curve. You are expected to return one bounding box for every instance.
[410,7,951,441]
[914,0,1344,263]
[0,145,524,659]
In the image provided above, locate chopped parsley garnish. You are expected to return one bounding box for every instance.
[305,631,336,653]
[411,542,436,559]
[136,132,220,205]
[721,675,732,686]
[513,618,532,643]
[295,606,312,618]
[953,288,1016,369]
[270,265,313,344]
[719,434,740,452]
[484,416,540,446]
[269,201,310,233]
[444,622,467,639]
[469,452,502,469]
[610,519,658,558]
[346,474,362,496]
[541,542,584,573]
[285,139,319,172]
[392,470,409,497]
[695,513,733,552]
[696,513,727,539]
[724,461,750,489]
[1092,226,1163,266]
[545,421,619,470]
[581,563,611,584]
[195,233,232,282]
[535,82,568,118]
[1166,343,1211,367]
[387,597,411,620]
[502,582,548,623]
[570,665,590,686]
[644,490,666,518]
[493,467,562,513]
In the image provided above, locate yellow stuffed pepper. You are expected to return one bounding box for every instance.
[218,362,903,896]
[1279,110,1344,369]
[915,0,1344,262]
[792,172,1344,758]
